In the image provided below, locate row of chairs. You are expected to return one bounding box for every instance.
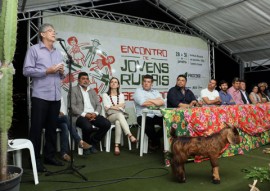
[7,101,156,185]
[42,101,147,155]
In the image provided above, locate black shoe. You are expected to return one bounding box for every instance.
[36,160,47,172]
[83,148,92,156]
[90,146,98,154]
[149,142,160,151]
[44,158,65,166]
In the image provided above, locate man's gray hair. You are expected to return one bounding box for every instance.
[38,23,54,40]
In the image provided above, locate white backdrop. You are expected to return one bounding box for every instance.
[44,13,210,102]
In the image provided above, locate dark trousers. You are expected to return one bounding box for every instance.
[137,115,163,147]
[76,115,111,146]
[29,97,60,160]
[58,115,81,156]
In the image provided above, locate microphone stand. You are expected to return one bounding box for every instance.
[45,40,88,181]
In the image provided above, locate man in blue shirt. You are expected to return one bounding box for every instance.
[167,74,200,108]
[23,23,65,172]
[219,80,235,105]
[133,74,165,150]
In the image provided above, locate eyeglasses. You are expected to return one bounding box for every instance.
[43,29,57,34]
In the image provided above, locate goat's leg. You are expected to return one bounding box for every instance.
[178,162,186,183]
[172,155,187,183]
[178,153,188,183]
[209,156,220,184]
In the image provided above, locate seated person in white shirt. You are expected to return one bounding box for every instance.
[200,79,221,105]
[239,79,251,104]
[70,72,111,154]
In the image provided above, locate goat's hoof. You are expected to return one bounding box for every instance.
[212,179,220,184]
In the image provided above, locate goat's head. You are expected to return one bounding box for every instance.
[224,123,241,145]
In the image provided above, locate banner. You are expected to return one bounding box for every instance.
[44,13,210,101]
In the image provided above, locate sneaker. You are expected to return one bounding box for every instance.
[165,159,171,167]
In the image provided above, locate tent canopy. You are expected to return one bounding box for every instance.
[10,0,270,64]
[157,0,270,63]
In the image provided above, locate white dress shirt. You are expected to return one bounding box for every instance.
[79,86,96,117]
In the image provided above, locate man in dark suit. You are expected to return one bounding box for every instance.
[70,72,111,154]
[240,80,251,104]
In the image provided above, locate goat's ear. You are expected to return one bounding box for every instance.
[227,129,236,144]
[227,127,239,144]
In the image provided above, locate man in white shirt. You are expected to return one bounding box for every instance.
[239,80,251,104]
[200,79,221,105]
[70,72,110,154]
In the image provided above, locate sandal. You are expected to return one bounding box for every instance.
[114,145,120,156]
[128,135,137,143]
[79,140,92,150]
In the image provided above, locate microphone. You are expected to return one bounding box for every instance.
[56,38,65,42]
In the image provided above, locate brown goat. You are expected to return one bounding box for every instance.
[170,124,240,184]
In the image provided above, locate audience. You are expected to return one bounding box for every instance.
[102,77,137,156]
[218,80,235,105]
[70,72,111,155]
[200,79,221,105]
[249,85,261,104]
[227,77,244,104]
[167,74,201,108]
[133,74,165,150]
[239,80,251,104]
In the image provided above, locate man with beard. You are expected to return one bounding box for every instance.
[219,80,235,105]
[167,74,201,108]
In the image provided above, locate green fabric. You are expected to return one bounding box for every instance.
[18,144,270,191]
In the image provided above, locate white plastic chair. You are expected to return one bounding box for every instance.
[126,101,148,155]
[132,102,163,156]
[7,139,39,185]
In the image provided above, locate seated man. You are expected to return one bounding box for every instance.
[218,80,235,105]
[70,72,111,154]
[133,74,165,150]
[240,80,251,104]
[200,79,221,105]
[227,77,244,105]
[167,74,201,108]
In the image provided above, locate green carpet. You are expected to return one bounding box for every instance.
[18,144,270,191]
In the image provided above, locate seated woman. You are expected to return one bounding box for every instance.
[102,77,137,156]
[249,85,261,104]
[258,82,270,103]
